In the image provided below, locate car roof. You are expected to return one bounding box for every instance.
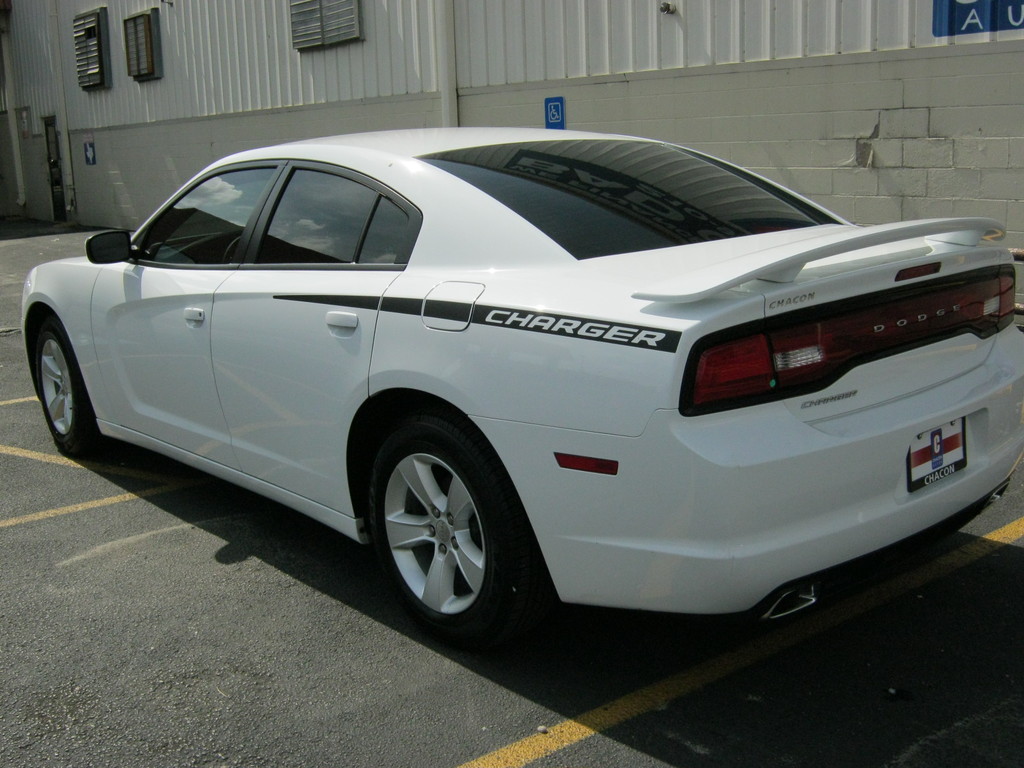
[220,127,651,165]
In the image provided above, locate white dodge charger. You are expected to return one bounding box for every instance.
[22,128,1024,646]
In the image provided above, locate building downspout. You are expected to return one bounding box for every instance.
[48,0,76,213]
[0,10,27,208]
[436,0,459,127]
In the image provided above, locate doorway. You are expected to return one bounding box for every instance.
[43,116,66,222]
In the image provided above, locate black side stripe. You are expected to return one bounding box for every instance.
[274,294,381,310]
[273,294,680,353]
[382,297,472,323]
[424,299,473,323]
[380,296,422,315]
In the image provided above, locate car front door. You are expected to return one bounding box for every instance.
[91,165,278,465]
[210,164,421,514]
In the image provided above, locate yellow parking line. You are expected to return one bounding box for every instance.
[0,443,192,483]
[0,478,208,529]
[459,515,1024,768]
[0,396,37,406]
[0,443,96,469]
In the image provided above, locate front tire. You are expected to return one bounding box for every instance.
[35,316,101,456]
[369,411,553,647]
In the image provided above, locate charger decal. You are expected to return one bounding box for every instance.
[473,305,681,352]
[275,294,681,353]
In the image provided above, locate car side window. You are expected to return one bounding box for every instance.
[140,168,276,265]
[359,197,416,265]
[257,170,377,264]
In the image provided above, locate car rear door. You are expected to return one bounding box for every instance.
[210,163,421,514]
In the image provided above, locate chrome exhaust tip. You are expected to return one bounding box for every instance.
[762,582,820,620]
[986,480,1011,506]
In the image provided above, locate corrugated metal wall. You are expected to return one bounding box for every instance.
[7,1,60,121]
[455,0,1024,87]
[7,1,1024,129]
[10,0,438,131]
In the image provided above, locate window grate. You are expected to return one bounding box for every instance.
[74,8,110,89]
[290,0,361,50]
[124,9,162,81]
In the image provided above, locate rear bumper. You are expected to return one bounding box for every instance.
[479,328,1024,614]
[751,477,1011,620]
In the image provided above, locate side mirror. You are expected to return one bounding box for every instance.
[86,230,133,264]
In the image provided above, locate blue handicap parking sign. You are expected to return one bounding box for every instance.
[544,97,565,130]
[84,142,97,166]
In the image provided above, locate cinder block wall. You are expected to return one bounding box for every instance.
[18,38,1024,250]
[460,39,1024,248]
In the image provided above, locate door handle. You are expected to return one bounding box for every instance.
[184,307,205,324]
[326,311,359,329]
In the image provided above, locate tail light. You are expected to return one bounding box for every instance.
[684,266,1014,414]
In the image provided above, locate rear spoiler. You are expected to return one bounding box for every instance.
[632,218,1006,304]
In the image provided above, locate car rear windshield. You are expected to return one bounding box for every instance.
[420,140,838,260]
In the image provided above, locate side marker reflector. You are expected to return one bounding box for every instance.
[554,453,619,475]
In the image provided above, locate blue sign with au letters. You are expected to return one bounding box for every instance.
[544,96,566,130]
[933,0,1024,36]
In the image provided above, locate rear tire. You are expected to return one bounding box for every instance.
[368,411,553,648]
[35,316,101,456]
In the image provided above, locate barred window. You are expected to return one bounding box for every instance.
[74,8,111,89]
[124,9,162,81]
[290,0,362,50]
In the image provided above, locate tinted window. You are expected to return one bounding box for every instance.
[257,170,377,264]
[421,140,837,260]
[141,168,275,264]
[359,197,416,264]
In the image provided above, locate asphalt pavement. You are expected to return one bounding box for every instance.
[0,217,101,332]
[1,220,1023,768]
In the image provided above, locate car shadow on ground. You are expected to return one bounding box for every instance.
[75,434,1024,768]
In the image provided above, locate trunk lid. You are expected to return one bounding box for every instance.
[597,218,1015,420]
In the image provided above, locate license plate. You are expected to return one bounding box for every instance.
[907,418,966,492]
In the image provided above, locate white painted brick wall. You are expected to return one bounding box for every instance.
[1008,202,1024,235]
[461,40,1024,246]
[955,139,1011,168]
[877,169,928,197]
[904,139,954,168]
[879,108,929,139]
[928,169,982,199]
[980,170,1023,201]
